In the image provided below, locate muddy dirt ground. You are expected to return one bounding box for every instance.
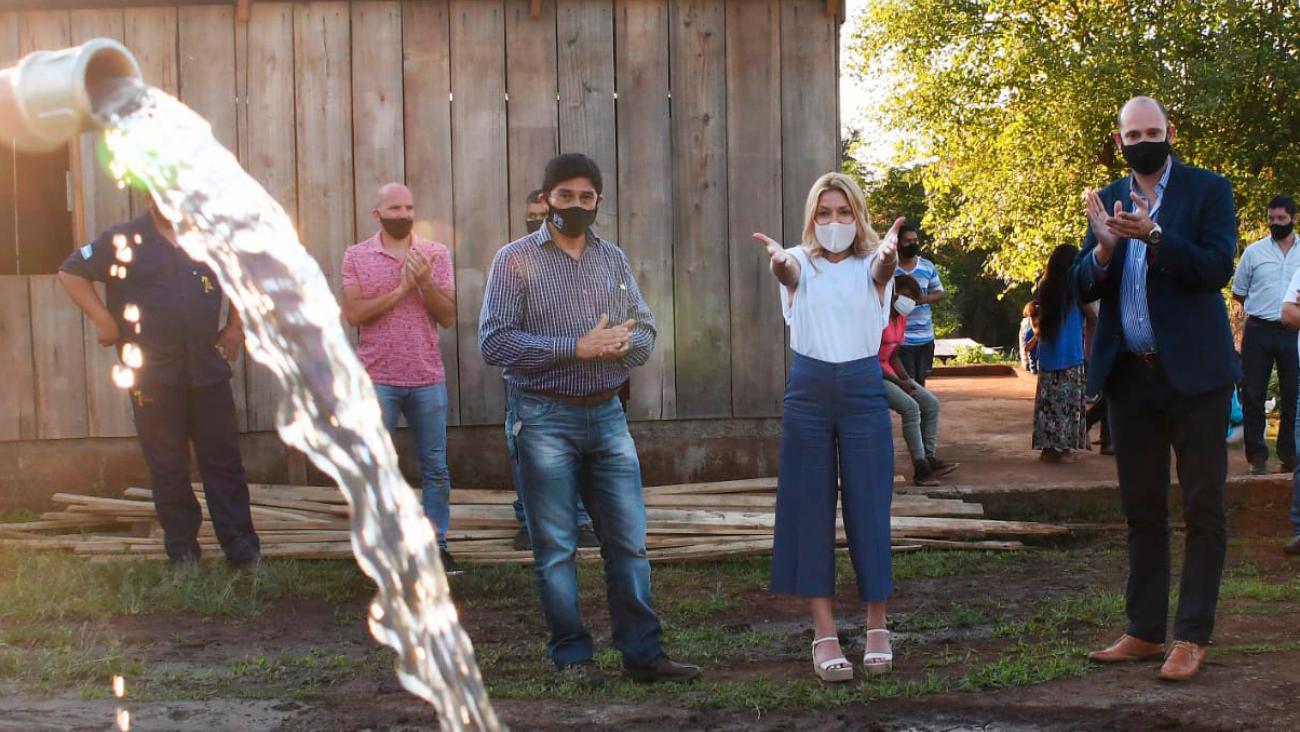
[2,513,1297,731]
[2,373,1296,731]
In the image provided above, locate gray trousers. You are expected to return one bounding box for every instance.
[883,379,940,462]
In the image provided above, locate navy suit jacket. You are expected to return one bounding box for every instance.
[1071,158,1241,397]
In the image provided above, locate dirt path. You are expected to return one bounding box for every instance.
[915,372,1259,489]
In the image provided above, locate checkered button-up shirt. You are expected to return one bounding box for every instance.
[479,227,656,396]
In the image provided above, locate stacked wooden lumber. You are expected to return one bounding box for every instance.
[0,478,1067,563]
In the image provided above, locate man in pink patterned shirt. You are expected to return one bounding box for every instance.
[342,183,459,571]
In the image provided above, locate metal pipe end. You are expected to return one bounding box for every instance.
[0,38,142,152]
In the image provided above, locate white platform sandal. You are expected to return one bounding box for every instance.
[811,636,854,682]
[863,628,893,674]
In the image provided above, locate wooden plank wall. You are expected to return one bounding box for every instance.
[0,0,840,441]
[614,0,673,420]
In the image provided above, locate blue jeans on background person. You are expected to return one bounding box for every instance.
[507,390,664,669]
[375,383,451,550]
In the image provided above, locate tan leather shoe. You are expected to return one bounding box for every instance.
[1158,640,1207,681]
[1087,634,1166,663]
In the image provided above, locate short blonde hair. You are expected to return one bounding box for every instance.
[801,172,880,260]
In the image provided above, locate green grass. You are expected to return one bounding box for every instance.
[994,591,1124,638]
[958,640,1091,689]
[0,551,372,621]
[0,623,144,694]
[1220,564,1300,602]
[112,648,395,702]
[2,541,1294,714]
[0,508,42,523]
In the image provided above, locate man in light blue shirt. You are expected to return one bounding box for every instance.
[1232,194,1300,474]
[895,223,945,385]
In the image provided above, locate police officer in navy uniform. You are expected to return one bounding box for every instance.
[58,200,260,568]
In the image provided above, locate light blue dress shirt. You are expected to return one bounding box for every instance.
[1091,159,1172,355]
[1232,235,1300,321]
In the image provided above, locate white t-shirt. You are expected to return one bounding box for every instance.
[1282,265,1300,351]
[780,245,892,363]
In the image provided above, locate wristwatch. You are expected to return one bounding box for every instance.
[1147,222,1163,246]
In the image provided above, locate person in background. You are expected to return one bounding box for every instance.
[1272,195,1300,555]
[1019,300,1040,373]
[509,188,598,552]
[880,274,960,486]
[58,199,260,569]
[524,188,548,233]
[754,172,901,682]
[894,223,945,385]
[1033,244,1094,463]
[1233,194,1300,475]
[341,183,460,573]
[1083,300,1112,455]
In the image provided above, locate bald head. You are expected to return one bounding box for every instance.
[1118,97,1168,129]
[376,182,412,210]
[372,182,415,239]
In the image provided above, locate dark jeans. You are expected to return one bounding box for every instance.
[131,379,260,563]
[1241,317,1298,466]
[897,341,936,385]
[1106,355,1230,645]
[507,390,663,668]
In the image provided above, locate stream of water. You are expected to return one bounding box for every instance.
[95,79,501,732]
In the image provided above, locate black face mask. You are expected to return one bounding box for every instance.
[380,217,413,240]
[526,219,544,234]
[900,244,920,258]
[1121,139,1171,176]
[1271,222,1295,241]
[549,205,598,238]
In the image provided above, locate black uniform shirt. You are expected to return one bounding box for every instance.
[60,214,232,388]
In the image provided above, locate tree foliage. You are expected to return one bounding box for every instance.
[850,0,1300,284]
[845,139,1033,347]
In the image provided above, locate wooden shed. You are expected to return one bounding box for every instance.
[0,0,843,497]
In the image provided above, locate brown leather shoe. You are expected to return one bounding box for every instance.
[1284,535,1300,556]
[1158,640,1207,681]
[1087,634,1166,663]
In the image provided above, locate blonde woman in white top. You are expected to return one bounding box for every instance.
[754,172,902,682]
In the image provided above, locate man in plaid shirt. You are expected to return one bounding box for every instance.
[480,153,699,687]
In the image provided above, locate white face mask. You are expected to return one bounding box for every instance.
[814,222,856,253]
[894,295,917,316]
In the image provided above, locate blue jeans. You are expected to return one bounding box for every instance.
[508,425,593,533]
[507,390,663,668]
[375,383,451,549]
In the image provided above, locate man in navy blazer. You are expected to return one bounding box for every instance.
[1072,97,1239,683]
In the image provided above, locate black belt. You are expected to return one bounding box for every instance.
[1247,315,1290,331]
[1118,351,1161,370]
